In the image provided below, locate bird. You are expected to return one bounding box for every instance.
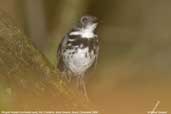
[57,15,99,99]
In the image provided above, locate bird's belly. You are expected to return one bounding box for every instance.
[64,47,95,75]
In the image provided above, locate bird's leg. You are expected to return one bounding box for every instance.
[78,75,89,101]
[66,71,72,82]
[76,76,81,90]
[81,78,89,101]
[61,71,67,80]
[61,71,71,83]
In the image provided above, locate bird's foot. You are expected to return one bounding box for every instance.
[60,72,71,83]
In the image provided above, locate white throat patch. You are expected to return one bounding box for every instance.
[69,23,98,39]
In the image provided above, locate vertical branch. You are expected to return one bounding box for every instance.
[23,0,48,51]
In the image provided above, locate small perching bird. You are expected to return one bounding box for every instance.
[57,15,99,99]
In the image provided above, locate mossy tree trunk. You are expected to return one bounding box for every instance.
[0,10,94,110]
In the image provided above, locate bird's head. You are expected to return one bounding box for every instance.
[80,15,98,29]
[70,15,98,38]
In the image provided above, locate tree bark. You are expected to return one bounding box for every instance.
[0,10,94,110]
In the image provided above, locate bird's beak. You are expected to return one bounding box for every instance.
[95,18,103,24]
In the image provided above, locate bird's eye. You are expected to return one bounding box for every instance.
[81,17,88,23]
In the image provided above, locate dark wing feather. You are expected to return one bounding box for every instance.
[88,36,100,71]
[93,37,100,68]
[94,44,99,68]
[57,35,68,72]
